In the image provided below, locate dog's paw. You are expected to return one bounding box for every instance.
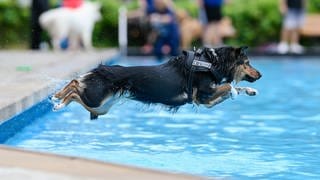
[235,87,258,96]
[53,103,65,111]
[49,95,60,103]
[230,85,238,99]
[245,87,258,96]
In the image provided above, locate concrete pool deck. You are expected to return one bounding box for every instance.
[0,50,203,180]
[0,49,117,122]
[0,145,201,180]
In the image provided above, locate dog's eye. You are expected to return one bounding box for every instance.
[237,59,244,65]
[243,59,250,65]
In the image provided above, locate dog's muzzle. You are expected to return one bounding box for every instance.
[245,71,262,82]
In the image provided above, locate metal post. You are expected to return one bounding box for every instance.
[118,6,128,56]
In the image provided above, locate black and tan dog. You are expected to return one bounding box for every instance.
[52,46,261,119]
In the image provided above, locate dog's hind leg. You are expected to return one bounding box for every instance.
[68,34,81,51]
[53,90,102,120]
[53,92,74,111]
[53,90,94,113]
[53,80,80,100]
[53,90,83,111]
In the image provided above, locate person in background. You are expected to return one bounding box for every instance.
[278,0,306,54]
[138,0,157,54]
[141,0,156,15]
[198,0,230,47]
[30,0,49,50]
[149,0,180,60]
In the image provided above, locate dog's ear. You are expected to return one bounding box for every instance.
[235,46,248,56]
[203,47,216,61]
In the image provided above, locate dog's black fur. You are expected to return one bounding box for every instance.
[53,46,261,119]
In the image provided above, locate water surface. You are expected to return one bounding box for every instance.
[5,57,320,179]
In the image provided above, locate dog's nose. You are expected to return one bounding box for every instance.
[257,71,262,79]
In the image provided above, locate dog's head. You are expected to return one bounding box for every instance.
[203,46,261,83]
[232,46,261,83]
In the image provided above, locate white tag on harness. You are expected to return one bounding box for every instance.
[192,60,212,69]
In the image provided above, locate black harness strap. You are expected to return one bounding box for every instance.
[186,48,203,103]
[185,48,223,103]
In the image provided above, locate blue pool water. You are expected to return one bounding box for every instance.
[3,57,320,179]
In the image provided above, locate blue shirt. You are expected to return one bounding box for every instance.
[204,0,223,6]
[146,0,155,15]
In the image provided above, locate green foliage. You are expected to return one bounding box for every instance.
[224,0,281,46]
[0,0,30,48]
[174,0,198,17]
[308,0,320,13]
[92,0,122,47]
[1,0,320,48]
[224,0,320,46]
[172,0,282,46]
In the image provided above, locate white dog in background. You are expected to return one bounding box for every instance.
[39,1,101,51]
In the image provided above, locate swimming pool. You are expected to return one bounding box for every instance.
[3,57,320,179]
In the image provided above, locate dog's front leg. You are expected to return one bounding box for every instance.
[81,31,93,50]
[205,86,259,107]
[52,37,62,51]
[235,87,258,96]
[204,84,234,108]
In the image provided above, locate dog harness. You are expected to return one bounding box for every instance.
[184,48,223,103]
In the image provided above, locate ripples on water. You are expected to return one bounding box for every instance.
[5,58,320,179]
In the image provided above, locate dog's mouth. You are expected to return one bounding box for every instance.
[234,66,262,83]
[244,74,257,82]
[244,71,262,82]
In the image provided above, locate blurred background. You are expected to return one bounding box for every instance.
[0,0,320,53]
[1,2,320,178]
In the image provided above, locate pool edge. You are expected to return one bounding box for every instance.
[0,145,204,180]
[0,50,118,122]
[0,49,117,124]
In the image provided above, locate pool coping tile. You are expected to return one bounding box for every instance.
[0,145,204,180]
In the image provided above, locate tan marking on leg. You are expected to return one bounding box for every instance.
[54,80,80,99]
[192,88,200,105]
[205,84,232,108]
[53,90,79,111]
[54,90,95,114]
